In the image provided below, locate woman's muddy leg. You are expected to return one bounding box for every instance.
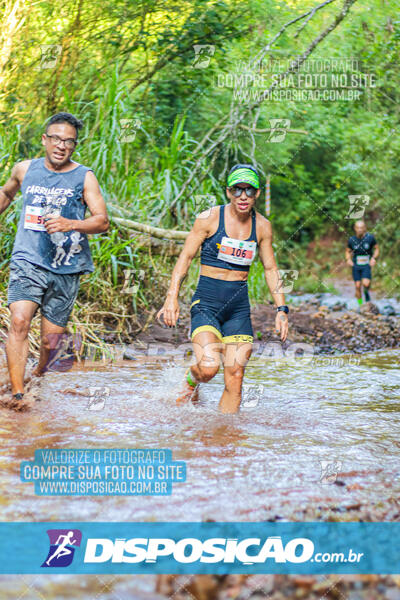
[219,342,252,414]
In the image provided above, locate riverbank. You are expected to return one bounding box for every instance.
[134,299,400,356]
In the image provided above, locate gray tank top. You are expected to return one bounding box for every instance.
[11,158,94,274]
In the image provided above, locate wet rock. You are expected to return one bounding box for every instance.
[360,301,380,315]
[313,579,338,593]
[291,576,317,588]
[157,574,222,600]
[333,479,346,486]
[332,302,346,311]
[311,312,322,319]
[319,305,330,313]
[234,575,274,599]
[347,483,363,491]
[156,575,175,596]
[358,575,382,584]
[185,574,220,600]
[344,503,363,510]
[123,347,138,360]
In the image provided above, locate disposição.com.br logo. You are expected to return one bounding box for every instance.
[41,529,82,567]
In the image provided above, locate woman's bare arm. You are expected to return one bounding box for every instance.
[157,208,216,327]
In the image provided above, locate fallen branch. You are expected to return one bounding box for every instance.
[239,125,308,135]
[111,215,189,240]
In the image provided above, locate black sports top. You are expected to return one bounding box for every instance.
[347,233,377,257]
[200,204,258,272]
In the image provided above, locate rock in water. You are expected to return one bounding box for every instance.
[380,304,396,316]
[360,301,380,315]
[331,301,346,311]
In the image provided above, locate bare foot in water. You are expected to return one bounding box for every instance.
[176,379,199,405]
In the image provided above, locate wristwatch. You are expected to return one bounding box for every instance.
[276,305,289,314]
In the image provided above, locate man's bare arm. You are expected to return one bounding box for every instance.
[0,161,31,214]
[370,243,379,266]
[345,247,353,265]
[45,170,109,234]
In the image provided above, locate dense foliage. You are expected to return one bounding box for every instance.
[0,0,398,321]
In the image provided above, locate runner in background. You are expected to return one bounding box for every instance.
[346,220,379,307]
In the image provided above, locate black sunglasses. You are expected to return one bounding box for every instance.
[229,186,257,198]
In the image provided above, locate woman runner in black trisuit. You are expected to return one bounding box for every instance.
[157,164,289,413]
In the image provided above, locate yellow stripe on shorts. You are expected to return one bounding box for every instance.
[190,299,200,309]
[191,325,223,340]
[221,334,253,344]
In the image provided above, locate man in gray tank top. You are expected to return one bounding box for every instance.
[0,112,109,407]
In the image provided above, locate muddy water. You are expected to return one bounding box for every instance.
[0,348,399,597]
[1,348,399,521]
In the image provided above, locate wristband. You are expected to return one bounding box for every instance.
[276,305,289,314]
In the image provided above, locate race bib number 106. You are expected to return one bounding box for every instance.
[217,236,257,266]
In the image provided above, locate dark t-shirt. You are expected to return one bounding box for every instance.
[347,233,376,266]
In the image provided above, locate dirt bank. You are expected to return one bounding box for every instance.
[135,301,400,355]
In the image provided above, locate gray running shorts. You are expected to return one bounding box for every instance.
[7,258,80,327]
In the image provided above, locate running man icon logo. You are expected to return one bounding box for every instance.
[43,332,82,372]
[268,119,291,143]
[121,268,145,294]
[38,44,62,69]
[87,387,110,411]
[346,195,370,219]
[274,269,299,294]
[193,194,216,218]
[119,118,142,142]
[319,460,342,485]
[242,384,264,408]
[41,529,82,568]
[192,45,215,68]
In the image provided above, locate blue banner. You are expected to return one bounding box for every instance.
[0,522,399,574]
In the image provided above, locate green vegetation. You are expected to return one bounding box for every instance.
[0,0,399,338]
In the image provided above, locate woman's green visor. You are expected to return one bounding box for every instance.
[227,167,260,189]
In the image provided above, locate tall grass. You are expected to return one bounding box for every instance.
[0,68,397,353]
[0,75,225,347]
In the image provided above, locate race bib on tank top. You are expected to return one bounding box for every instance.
[11,158,95,274]
[217,236,257,266]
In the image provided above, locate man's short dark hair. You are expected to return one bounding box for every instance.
[46,112,84,138]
